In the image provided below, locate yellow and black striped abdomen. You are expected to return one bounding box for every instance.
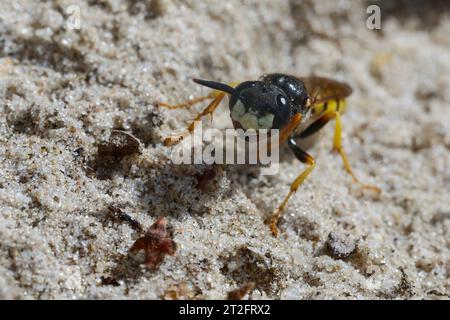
[311,99,347,116]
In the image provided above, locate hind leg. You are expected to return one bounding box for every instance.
[299,111,380,193]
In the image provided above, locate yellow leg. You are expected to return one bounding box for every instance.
[331,112,381,193]
[160,81,239,146]
[266,149,316,237]
[264,114,302,157]
[163,92,226,146]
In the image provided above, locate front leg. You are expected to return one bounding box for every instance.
[160,81,239,147]
[162,92,226,146]
[266,137,316,237]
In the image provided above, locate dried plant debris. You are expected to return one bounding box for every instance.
[162,282,194,300]
[98,130,142,157]
[1,0,449,300]
[100,276,120,287]
[163,283,190,300]
[107,205,143,232]
[195,165,223,192]
[227,282,255,300]
[130,217,177,270]
[163,283,204,300]
[325,232,357,259]
[394,267,414,298]
[427,290,448,298]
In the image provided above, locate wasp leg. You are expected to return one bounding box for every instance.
[163,92,226,146]
[157,93,215,109]
[299,111,381,193]
[265,113,302,154]
[266,137,316,237]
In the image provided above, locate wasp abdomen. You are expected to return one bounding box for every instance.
[311,99,347,115]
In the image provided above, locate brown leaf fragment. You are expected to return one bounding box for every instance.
[227,282,255,300]
[98,130,142,157]
[163,283,189,300]
[130,217,177,270]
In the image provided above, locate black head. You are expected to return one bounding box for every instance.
[193,78,292,131]
[261,74,309,115]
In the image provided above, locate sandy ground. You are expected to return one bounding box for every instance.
[0,0,449,299]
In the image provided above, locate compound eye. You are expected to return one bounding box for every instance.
[271,94,291,129]
[276,94,288,108]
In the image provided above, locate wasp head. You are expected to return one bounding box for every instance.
[193,79,292,131]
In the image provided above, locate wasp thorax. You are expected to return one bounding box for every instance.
[229,81,291,131]
[261,73,309,115]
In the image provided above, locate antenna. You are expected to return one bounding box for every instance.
[193,78,236,95]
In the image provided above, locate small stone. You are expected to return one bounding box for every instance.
[98,130,141,157]
[326,232,357,259]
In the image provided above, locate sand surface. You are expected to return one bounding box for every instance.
[0,0,449,299]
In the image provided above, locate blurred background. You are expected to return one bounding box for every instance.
[0,0,448,299]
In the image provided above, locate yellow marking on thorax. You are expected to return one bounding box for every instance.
[312,99,347,116]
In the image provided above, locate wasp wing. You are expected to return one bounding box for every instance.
[298,76,353,106]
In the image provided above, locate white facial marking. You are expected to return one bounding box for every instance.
[239,113,260,130]
[231,100,274,129]
[258,113,275,129]
[231,100,246,122]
